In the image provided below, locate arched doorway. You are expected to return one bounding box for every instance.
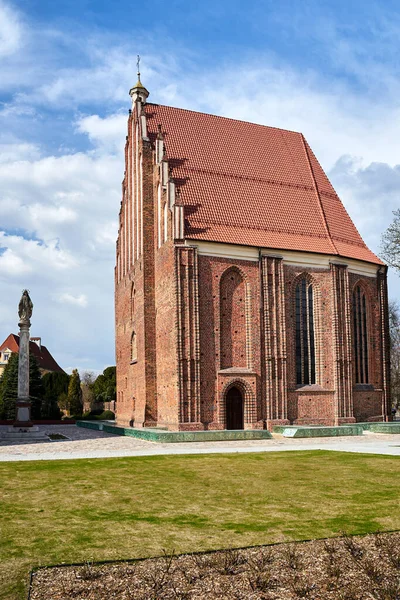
[226,386,244,430]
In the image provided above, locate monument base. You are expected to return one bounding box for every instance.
[15,399,33,426]
[1,426,48,441]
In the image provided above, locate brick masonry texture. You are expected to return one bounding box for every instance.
[115,99,391,430]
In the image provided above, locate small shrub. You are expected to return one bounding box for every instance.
[282,544,303,571]
[215,549,247,575]
[247,570,276,592]
[342,534,364,561]
[248,547,274,572]
[75,561,102,581]
[47,433,69,440]
[97,410,115,420]
[80,410,115,421]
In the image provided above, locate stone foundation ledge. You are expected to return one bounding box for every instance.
[76,421,272,442]
[273,425,364,438]
[368,422,400,434]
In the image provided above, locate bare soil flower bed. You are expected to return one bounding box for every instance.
[30,532,400,599]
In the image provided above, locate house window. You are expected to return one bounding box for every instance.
[353,285,369,383]
[295,278,316,385]
[3,353,9,362]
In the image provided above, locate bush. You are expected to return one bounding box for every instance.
[98,410,115,420]
[80,410,115,421]
[90,408,104,416]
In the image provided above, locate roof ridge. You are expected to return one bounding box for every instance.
[300,134,339,256]
[146,103,303,136]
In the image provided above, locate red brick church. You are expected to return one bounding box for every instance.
[115,74,391,431]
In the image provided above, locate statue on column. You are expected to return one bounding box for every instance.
[18,290,33,324]
[1,289,47,439]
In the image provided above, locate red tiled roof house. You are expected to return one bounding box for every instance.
[0,334,65,378]
[115,77,391,430]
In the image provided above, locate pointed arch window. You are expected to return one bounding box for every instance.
[353,286,369,383]
[163,201,168,242]
[131,331,137,363]
[295,278,316,385]
[130,286,135,322]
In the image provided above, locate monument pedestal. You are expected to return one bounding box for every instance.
[14,399,33,427]
[1,426,48,441]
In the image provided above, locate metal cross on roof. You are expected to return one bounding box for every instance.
[136,55,140,77]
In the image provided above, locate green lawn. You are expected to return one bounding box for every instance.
[1,450,399,600]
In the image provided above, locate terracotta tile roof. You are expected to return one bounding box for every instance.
[0,334,65,374]
[145,104,382,265]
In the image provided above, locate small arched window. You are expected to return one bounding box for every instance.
[130,286,135,321]
[353,285,369,383]
[295,277,316,385]
[131,331,137,363]
[164,201,168,242]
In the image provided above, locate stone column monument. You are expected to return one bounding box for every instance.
[14,290,34,427]
[1,291,47,440]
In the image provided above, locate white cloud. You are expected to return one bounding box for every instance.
[0,1,23,58]
[0,126,120,370]
[0,247,31,275]
[329,157,400,255]
[0,141,41,163]
[0,232,77,275]
[56,293,88,308]
[76,113,126,154]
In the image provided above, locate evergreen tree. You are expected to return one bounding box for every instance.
[0,353,44,419]
[92,366,116,404]
[29,354,44,419]
[42,371,69,418]
[0,353,19,419]
[68,369,83,417]
[58,392,68,413]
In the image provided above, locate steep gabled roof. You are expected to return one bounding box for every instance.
[0,334,65,373]
[145,104,382,265]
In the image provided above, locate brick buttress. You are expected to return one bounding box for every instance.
[175,246,202,430]
[260,255,289,430]
[378,267,391,420]
[331,263,355,424]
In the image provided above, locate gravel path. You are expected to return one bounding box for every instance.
[0,425,399,461]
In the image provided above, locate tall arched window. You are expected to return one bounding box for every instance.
[131,331,137,363]
[157,184,162,248]
[295,277,316,385]
[130,285,135,321]
[220,268,247,369]
[163,201,168,242]
[353,285,369,383]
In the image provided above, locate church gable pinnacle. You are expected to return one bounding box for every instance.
[129,55,149,105]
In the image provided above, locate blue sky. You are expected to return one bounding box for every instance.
[1,0,400,373]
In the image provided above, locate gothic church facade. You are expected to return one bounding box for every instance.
[115,77,391,431]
